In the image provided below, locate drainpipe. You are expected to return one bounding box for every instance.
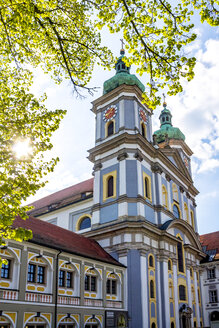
[54,250,62,328]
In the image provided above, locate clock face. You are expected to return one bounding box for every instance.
[139,108,147,123]
[103,105,117,122]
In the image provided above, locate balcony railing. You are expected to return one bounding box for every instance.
[58,295,80,305]
[25,292,52,303]
[84,298,103,307]
[0,289,18,300]
[106,300,122,308]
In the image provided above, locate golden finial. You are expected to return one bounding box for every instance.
[163,93,167,107]
[120,39,125,55]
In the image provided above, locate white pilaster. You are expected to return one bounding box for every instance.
[119,255,128,310]
[163,260,171,328]
[173,263,180,328]
[119,99,125,128]
[119,159,126,195]
[96,112,101,141]
[158,173,162,205]
[94,170,100,204]
[194,271,201,326]
[156,260,163,328]
[167,180,172,210]
[134,100,139,130]
[186,267,192,308]
[140,254,148,328]
[181,191,185,220]
[137,160,145,217]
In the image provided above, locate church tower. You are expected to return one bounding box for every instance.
[87,48,205,328]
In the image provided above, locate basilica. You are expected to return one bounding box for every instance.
[0,48,209,328]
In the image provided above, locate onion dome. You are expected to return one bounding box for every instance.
[154,102,185,143]
[103,48,145,94]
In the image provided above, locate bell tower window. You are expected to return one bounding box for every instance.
[107,176,114,198]
[103,170,117,202]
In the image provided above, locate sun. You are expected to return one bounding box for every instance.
[13,139,32,158]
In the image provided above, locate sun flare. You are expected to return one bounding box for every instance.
[13,139,32,158]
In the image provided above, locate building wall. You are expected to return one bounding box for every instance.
[0,240,126,328]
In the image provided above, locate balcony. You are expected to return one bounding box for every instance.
[106,300,122,308]
[58,295,80,305]
[84,298,103,307]
[25,292,52,303]
[0,289,18,300]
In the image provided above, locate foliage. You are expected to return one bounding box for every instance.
[0,67,66,243]
[95,0,218,108]
[0,0,218,243]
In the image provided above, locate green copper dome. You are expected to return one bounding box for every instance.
[103,49,145,94]
[154,102,185,143]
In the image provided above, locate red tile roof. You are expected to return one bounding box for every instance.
[29,178,94,216]
[13,216,123,267]
[200,231,219,260]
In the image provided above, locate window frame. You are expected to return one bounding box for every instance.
[76,214,91,232]
[103,170,117,202]
[27,262,47,285]
[162,185,168,209]
[0,259,11,280]
[106,278,117,295]
[173,203,181,219]
[59,269,74,289]
[209,290,218,303]
[105,119,115,138]
[84,274,97,292]
[207,268,216,280]
[143,172,152,202]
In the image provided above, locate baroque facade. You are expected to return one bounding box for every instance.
[21,48,207,328]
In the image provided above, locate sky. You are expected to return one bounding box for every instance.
[28,18,219,236]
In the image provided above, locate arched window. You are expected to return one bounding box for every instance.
[172,183,179,202]
[184,203,189,222]
[190,267,194,278]
[191,287,195,303]
[150,280,155,298]
[149,255,154,268]
[190,210,195,229]
[58,316,77,327]
[171,323,175,328]
[177,237,184,273]
[106,277,117,295]
[173,204,180,219]
[194,321,197,328]
[107,176,114,197]
[169,281,173,298]
[85,271,97,292]
[141,122,146,138]
[143,172,152,201]
[103,170,117,201]
[151,323,156,328]
[79,216,91,230]
[179,285,186,301]
[168,259,172,271]
[108,121,114,136]
[145,177,149,198]
[162,185,168,209]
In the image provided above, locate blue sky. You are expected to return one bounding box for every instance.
[28,19,219,236]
